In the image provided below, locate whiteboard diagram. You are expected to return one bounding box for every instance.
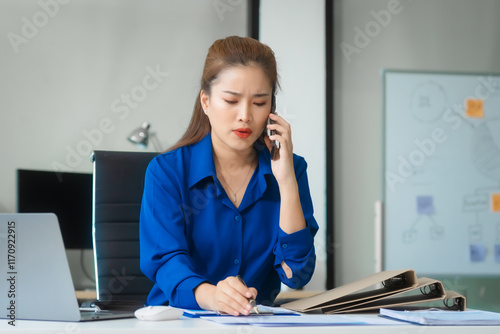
[383,70,500,276]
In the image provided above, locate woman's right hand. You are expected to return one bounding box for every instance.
[194,276,257,316]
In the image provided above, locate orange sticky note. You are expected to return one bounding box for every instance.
[492,193,500,212]
[466,98,484,118]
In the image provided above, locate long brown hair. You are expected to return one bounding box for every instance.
[167,36,279,152]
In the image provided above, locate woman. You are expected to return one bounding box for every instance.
[139,36,318,316]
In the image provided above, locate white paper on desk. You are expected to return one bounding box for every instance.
[380,308,500,326]
[201,314,400,326]
[182,305,298,317]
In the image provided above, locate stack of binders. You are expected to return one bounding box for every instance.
[281,269,466,314]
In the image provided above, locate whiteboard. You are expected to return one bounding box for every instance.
[383,70,500,276]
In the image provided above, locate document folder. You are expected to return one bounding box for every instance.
[282,270,467,314]
[281,269,417,313]
[442,290,466,311]
[380,290,466,312]
[326,277,446,313]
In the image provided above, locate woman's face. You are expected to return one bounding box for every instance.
[201,64,272,154]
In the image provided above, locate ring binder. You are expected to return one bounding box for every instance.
[281,270,467,314]
[281,269,417,313]
[382,274,407,288]
[419,283,442,297]
[443,290,466,311]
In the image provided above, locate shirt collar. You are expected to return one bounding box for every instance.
[187,133,273,189]
[188,133,216,188]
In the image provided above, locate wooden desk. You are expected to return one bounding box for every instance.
[75,290,97,301]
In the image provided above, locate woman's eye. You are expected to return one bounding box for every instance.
[224,99,237,104]
[254,102,266,107]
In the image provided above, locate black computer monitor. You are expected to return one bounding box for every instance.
[17,169,93,249]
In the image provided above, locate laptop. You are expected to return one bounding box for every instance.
[0,213,137,322]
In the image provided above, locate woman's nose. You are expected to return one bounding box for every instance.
[237,103,251,122]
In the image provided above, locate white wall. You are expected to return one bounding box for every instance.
[0,0,248,213]
[0,0,248,289]
[260,0,326,291]
[334,0,500,309]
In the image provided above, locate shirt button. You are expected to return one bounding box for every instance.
[234,259,240,265]
[234,216,241,222]
[282,244,288,249]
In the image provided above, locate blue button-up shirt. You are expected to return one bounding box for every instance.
[139,133,318,309]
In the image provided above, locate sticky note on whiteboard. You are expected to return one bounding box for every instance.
[492,194,500,212]
[495,245,500,263]
[470,244,486,262]
[465,98,484,118]
[417,196,434,215]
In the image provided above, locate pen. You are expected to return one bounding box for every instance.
[236,275,259,314]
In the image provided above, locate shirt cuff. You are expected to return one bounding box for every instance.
[276,224,314,260]
[170,276,208,310]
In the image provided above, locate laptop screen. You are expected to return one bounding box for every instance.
[0,213,83,322]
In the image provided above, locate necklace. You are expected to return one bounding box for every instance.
[216,159,255,203]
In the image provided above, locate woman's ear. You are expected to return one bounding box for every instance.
[200,90,209,113]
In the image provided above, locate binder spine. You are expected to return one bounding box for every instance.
[419,283,443,298]
[443,291,466,311]
[382,274,407,288]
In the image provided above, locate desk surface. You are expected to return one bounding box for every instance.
[2,314,500,333]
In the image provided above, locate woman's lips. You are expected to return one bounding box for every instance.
[233,128,252,138]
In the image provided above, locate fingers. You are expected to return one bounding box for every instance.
[264,135,279,160]
[267,112,290,135]
[248,287,258,299]
[213,277,257,316]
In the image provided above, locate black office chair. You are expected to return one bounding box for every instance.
[90,150,157,307]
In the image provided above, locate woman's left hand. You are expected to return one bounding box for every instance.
[264,113,296,186]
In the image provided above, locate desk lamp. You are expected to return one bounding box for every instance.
[127,122,150,149]
[127,122,162,152]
